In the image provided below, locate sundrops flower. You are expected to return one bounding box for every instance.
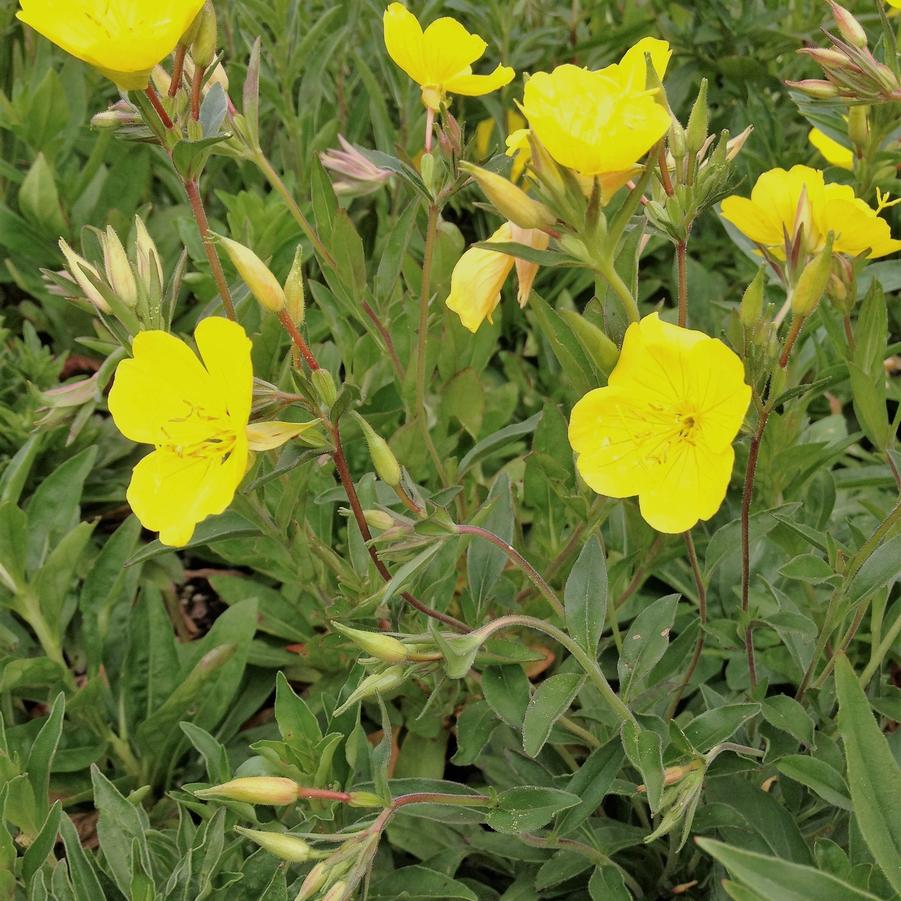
[445,222,548,332]
[568,314,751,534]
[383,2,514,111]
[17,0,207,90]
[109,318,315,546]
[520,37,671,180]
[476,110,529,181]
[808,127,853,170]
[721,165,901,260]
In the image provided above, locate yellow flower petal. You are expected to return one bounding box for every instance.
[445,223,515,332]
[194,317,254,429]
[569,313,750,534]
[383,3,429,87]
[17,0,207,89]
[808,127,853,170]
[246,420,319,451]
[127,437,248,547]
[420,16,487,83]
[444,65,515,97]
[616,37,672,91]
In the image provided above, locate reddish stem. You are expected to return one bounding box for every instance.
[191,62,205,121]
[170,45,187,97]
[183,179,236,320]
[277,309,320,371]
[145,85,174,130]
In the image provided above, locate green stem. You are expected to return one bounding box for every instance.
[455,524,565,618]
[597,259,640,324]
[253,149,336,269]
[472,615,637,726]
[667,531,707,718]
[796,499,901,699]
[860,606,901,689]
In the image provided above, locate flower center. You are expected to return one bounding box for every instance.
[160,403,238,462]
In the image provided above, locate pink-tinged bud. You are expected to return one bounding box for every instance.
[828,1,867,49]
[799,47,852,70]
[321,882,348,901]
[320,136,392,197]
[297,863,329,899]
[726,125,754,161]
[58,240,109,313]
[194,776,299,805]
[784,79,840,99]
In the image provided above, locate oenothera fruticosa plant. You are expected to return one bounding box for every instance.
[9,0,901,898]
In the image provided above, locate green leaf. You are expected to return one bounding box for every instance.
[22,800,62,883]
[467,473,514,614]
[171,134,231,180]
[126,512,260,565]
[32,520,95,631]
[683,703,759,752]
[617,594,679,701]
[451,701,498,766]
[382,543,443,605]
[835,654,901,894]
[557,741,625,836]
[761,695,815,747]
[528,291,596,395]
[482,665,530,729]
[274,671,321,744]
[697,838,881,901]
[180,723,231,785]
[26,692,65,823]
[621,720,665,813]
[370,866,478,900]
[589,865,631,901]
[0,502,27,593]
[565,536,607,655]
[59,815,105,901]
[458,412,542,475]
[845,533,901,607]
[522,672,585,757]
[19,153,66,238]
[486,787,580,834]
[778,554,835,584]
[776,756,852,811]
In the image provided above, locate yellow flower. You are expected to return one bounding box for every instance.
[808,127,853,170]
[568,314,751,534]
[445,223,548,332]
[520,37,671,178]
[383,2,514,111]
[17,0,207,90]
[721,165,901,259]
[109,318,314,546]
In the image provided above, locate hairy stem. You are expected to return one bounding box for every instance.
[667,531,707,717]
[144,84,174,129]
[676,240,688,327]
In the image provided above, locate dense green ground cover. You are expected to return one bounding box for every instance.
[0,1,899,898]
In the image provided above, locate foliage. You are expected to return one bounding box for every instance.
[0,0,899,899]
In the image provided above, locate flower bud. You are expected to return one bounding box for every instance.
[848,105,869,148]
[740,267,765,327]
[685,78,709,155]
[298,863,329,900]
[235,827,318,862]
[333,666,406,715]
[284,245,305,326]
[800,47,851,70]
[352,414,401,487]
[828,1,867,49]
[311,368,338,409]
[190,1,217,69]
[134,216,163,295]
[362,509,395,531]
[668,120,687,161]
[331,622,407,665]
[217,235,286,313]
[420,152,436,193]
[459,161,555,230]
[322,882,348,901]
[195,776,299,805]
[59,240,109,313]
[725,125,753,162]
[558,311,619,375]
[791,233,834,317]
[102,226,137,308]
[784,79,840,99]
[348,791,385,808]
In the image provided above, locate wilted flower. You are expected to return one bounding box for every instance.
[445,222,548,332]
[108,318,315,546]
[383,2,514,110]
[17,0,207,90]
[721,164,901,259]
[568,314,751,534]
[520,38,671,181]
[320,136,393,196]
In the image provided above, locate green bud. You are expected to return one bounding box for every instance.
[739,267,765,328]
[458,161,555,230]
[769,365,788,400]
[791,233,834,317]
[668,120,687,162]
[234,827,318,863]
[190,1,217,69]
[297,862,329,900]
[284,245,305,326]
[217,235,286,313]
[558,310,619,375]
[348,791,385,808]
[322,882,348,901]
[195,776,299,805]
[848,105,869,148]
[352,414,401,487]
[333,666,406,715]
[311,368,338,409]
[686,78,709,155]
[420,152,436,194]
[363,509,395,531]
[101,226,137,308]
[331,622,407,664]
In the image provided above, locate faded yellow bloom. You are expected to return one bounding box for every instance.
[808,127,853,170]
[476,110,528,180]
[17,0,207,90]
[445,223,548,332]
[109,318,315,546]
[569,314,751,534]
[383,3,514,110]
[721,164,901,259]
[520,37,671,178]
